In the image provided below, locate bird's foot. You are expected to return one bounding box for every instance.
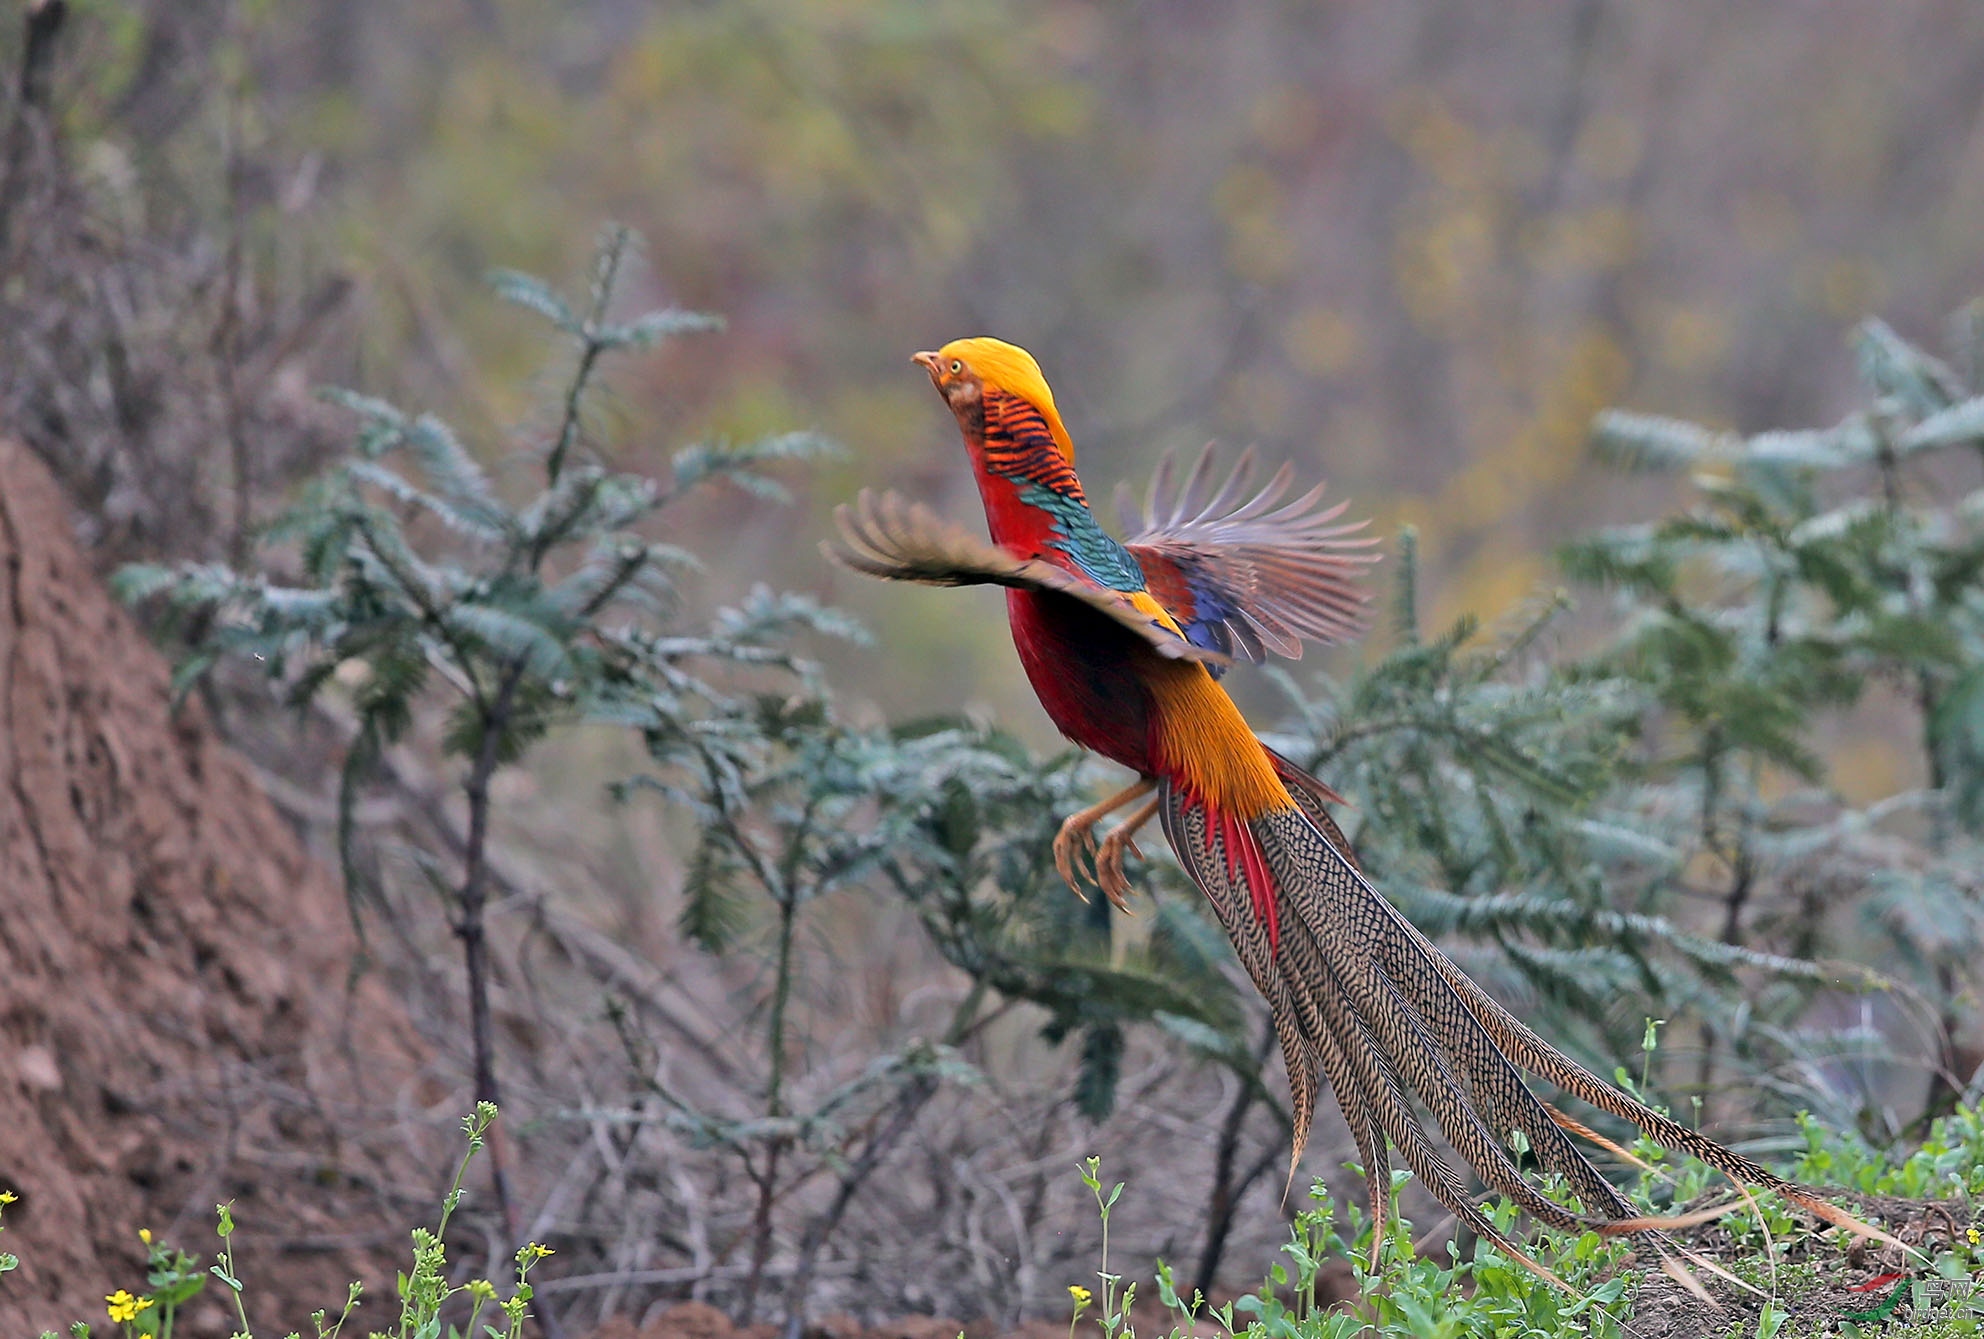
[1092,795,1160,912]
[1052,781,1158,909]
[1092,823,1144,912]
[1052,812,1100,902]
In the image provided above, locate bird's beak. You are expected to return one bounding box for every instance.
[911,350,942,377]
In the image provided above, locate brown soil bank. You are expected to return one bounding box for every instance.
[0,439,425,1333]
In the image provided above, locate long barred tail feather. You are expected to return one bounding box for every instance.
[1159,784,1570,1286]
[1264,769,1905,1245]
[1156,770,1910,1294]
[1413,922,1917,1254]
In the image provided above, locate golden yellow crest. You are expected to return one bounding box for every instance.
[939,337,1077,463]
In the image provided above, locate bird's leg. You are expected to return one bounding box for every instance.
[1093,794,1162,911]
[1053,778,1156,903]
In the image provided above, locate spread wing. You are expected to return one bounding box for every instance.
[825,489,1228,666]
[1118,444,1379,663]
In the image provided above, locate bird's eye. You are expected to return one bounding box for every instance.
[949,360,964,375]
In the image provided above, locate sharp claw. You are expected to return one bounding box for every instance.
[1053,817,1097,900]
[1052,784,1156,907]
[1052,832,1077,893]
[1097,866,1131,912]
[1093,836,1139,913]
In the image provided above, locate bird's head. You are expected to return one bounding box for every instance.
[912,337,1076,463]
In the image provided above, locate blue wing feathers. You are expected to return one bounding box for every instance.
[1121,443,1379,664]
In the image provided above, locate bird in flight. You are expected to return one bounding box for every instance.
[828,335,1891,1287]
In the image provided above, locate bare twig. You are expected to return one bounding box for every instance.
[1192,1019,1278,1295]
[779,1075,941,1339]
[0,0,66,255]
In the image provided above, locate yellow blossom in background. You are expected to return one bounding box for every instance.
[106,1290,154,1323]
[1066,1283,1093,1339]
[1970,1226,1980,1247]
[138,1227,152,1246]
[0,1190,16,1204]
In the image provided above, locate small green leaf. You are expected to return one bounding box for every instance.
[487,269,577,329]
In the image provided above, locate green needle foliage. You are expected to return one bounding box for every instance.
[1262,301,1984,1145]
[863,723,1250,1120]
[114,224,843,1246]
[106,220,1984,1323]
[1255,303,1984,1151]
[1561,305,1984,1131]
[109,227,1265,1328]
[1258,528,1816,1078]
[610,694,1255,1321]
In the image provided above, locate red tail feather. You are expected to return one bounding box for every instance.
[1211,800,1282,949]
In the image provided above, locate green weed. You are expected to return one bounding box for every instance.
[1065,1119,1984,1339]
[9,1105,544,1339]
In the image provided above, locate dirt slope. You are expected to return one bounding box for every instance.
[0,438,426,1333]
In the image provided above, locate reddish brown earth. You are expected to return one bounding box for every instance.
[0,438,428,1334]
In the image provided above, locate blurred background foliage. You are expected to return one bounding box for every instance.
[7,0,1984,1329]
[13,0,1984,736]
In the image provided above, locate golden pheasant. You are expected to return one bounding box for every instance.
[827,336,1890,1284]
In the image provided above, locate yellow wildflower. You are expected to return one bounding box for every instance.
[106,1291,154,1323]
[138,1228,152,1246]
[1068,1286,1092,1305]
[1970,1226,1981,1247]
[0,1191,16,1204]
